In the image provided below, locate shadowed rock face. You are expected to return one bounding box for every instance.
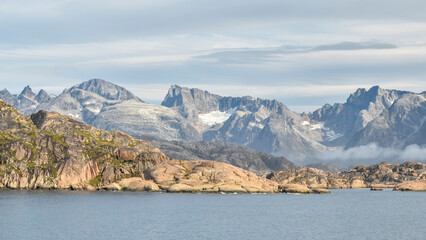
[0,99,279,193]
[267,162,426,189]
[138,135,298,175]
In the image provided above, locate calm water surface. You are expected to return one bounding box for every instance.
[0,189,425,240]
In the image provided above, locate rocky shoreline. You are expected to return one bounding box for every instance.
[267,162,426,192]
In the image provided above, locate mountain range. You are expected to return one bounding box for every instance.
[1,79,425,167]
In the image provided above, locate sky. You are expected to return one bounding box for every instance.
[1,0,426,113]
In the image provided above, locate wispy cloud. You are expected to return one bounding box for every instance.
[197,41,398,64]
[312,144,426,168]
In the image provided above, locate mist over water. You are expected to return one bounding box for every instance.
[311,144,426,168]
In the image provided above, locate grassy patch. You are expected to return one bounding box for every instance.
[88,174,102,187]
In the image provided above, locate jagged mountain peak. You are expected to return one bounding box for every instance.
[34,89,52,104]
[19,85,36,99]
[70,78,141,101]
[163,85,289,115]
[346,85,411,109]
[0,89,14,105]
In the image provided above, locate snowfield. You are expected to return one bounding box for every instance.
[199,108,236,126]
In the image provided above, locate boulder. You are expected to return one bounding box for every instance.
[102,183,122,191]
[279,183,313,194]
[312,188,331,194]
[118,178,160,192]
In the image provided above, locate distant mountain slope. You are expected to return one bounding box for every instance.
[0,86,52,115]
[3,79,200,141]
[162,85,326,160]
[74,78,140,101]
[311,86,426,149]
[91,99,200,141]
[139,135,298,175]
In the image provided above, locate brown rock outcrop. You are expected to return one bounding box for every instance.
[145,160,279,193]
[279,183,313,194]
[312,188,331,194]
[393,180,426,191]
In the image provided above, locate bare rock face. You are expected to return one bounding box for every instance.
[0,99,279,193]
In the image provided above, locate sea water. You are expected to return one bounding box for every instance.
[0,189,425,240]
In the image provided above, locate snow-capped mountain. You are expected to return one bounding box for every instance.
[1,79,424,165]
[162,85,327,160]
[162,85,425,162]
[311,86,426,149]
[1,79,200,141]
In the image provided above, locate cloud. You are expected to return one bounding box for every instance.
[1,1,425,110]
[311,144,426,168]
[1,1,426,45]
[198,41,397,64]
[312,41,396,51]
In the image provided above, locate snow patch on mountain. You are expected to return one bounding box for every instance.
[310,123,323,130]
[301,121,310,126]
[307,121,343,141]
[86,107,101,114]
[199,108,237,126]
[324,130,344,141]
